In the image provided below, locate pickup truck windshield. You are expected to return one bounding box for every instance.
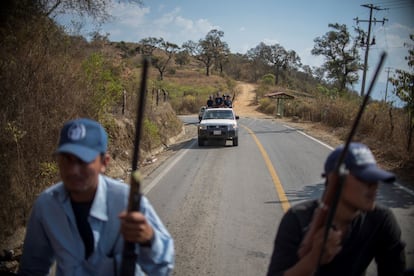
[203,110,234,120]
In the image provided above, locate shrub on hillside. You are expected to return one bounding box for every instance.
[257,98,275,114]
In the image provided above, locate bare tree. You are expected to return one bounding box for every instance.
[153,41,179,80]
[38,0,142,23]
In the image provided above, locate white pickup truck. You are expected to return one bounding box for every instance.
[197,108,239,146]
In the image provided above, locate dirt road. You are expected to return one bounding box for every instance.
[233,82,264,117]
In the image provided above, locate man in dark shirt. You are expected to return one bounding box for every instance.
[206,95,214,108]
[267,142,406,276]
[214,93,223,107]
[224,95,232,108]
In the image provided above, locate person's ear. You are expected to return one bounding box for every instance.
[100,153,110,173]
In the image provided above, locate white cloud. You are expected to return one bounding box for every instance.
[127,7,218,45]
[153,7,181,27]
[195,19,219,34]
[175,16,194,31]
[107,2,150,27]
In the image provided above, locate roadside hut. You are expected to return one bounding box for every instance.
[264,91,295,117]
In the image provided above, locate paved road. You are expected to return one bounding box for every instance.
[141,115,414,275]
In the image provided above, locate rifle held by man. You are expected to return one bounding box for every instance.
[120,58,150,276]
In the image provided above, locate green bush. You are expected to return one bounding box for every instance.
[82,52,124,121]
[142,118,161,150]
[261,74,276,86]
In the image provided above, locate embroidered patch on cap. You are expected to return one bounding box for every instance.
[351,147,376,166]
[67,123,86,141]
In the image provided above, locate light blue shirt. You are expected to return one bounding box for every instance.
[18,175,174,275]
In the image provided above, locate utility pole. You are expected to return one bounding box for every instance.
[354,4,388,97]
[384,67,392,102]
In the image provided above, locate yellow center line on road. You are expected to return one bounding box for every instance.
[242,125,290,213]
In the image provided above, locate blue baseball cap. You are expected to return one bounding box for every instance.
[56,118,108,163]
[324,142,395,183]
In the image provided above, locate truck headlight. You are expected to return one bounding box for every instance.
[229,123,238,130]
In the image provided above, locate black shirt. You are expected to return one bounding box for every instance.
[71,200,94,259]
[267,200,406,276]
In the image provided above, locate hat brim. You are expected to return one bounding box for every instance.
[56,144,100,163]
[353,165,396,183]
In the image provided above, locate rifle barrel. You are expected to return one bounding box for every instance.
[121,57,150,276]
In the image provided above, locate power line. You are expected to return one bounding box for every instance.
[373,0,414,9]
[373,0,411,5]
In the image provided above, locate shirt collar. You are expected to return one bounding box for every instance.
[89,174,108,221]
[52,175,109,221]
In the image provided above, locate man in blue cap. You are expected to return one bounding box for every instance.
[19,118,174,275]
[267,142,406,276]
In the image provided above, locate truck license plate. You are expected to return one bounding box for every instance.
[213,130,221,135]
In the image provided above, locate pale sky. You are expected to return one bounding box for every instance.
[57,0,414,103]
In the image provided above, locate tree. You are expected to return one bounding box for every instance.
[39,0,143,23]
[138,37,179,80]
[138,37,162,56]
[183,29,229,76]
[182,40,211,75]
[312,66,326,82]
[246,42,270,81]
[389,34,414,152]
[246,42,301,84]
[153,41,179,80]
[302,65,313,81]
[82,52,123,120]
[265,44,288,84]
[203,29,230,75]
[175,49,190,67]
[268,44,301,84]
[311,23,360,91]
[222,53,250,80]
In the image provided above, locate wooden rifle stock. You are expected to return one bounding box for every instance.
[297,52,387,262]
[297,173,341,258]
[120,58,150,276]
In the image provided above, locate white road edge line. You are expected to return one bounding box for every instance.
[283,124,414,196]
[283,124,334,150]
[142,139,197,195]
